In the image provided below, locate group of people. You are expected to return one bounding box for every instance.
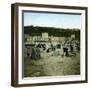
[25,40,80,60]
[62,42,80,57]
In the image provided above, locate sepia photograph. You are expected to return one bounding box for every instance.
[23,11,81,77]
[11,3,87,87]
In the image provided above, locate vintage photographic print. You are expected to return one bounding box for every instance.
[11,3,88,87]
[23,11,81,77]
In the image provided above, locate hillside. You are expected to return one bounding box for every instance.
[24,26,80,40]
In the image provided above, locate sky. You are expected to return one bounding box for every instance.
[24,11,81,29]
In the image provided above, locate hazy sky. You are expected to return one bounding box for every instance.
[24,11,81,29]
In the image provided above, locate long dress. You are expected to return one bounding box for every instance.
[36,48,41,60]
[31,47,37,60]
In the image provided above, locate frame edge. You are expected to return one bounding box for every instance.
[11,3,88,87]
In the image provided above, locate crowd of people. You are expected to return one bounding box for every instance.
[24,40,80,60]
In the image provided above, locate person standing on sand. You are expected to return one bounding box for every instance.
[36,47,41,60]
[63,43,66,56]
[31,46,37,60]
[65,43,68,56]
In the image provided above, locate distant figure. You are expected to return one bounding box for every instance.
[51,44,54,51]
[27,53,29,56]
[63,47,66,56]
[63,43,69,56]
[65,47,68,56]
[42,44,46,50]
[57,44,61,49]
[77,44,80,51]
[31,46,41,60]
[31,47,37,60]
[36,47,41,60]
[70,44,73,52]
[46,48,50,53]
[63,43,66,56]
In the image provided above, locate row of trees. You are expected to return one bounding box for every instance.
[24,25,80,41]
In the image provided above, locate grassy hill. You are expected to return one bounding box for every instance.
[24,26,80,41]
